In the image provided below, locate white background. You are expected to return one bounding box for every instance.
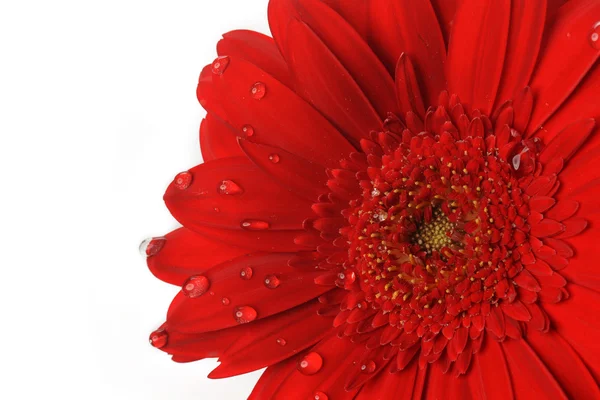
[0,1,271,398]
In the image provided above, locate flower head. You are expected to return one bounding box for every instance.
[143,0,600,398]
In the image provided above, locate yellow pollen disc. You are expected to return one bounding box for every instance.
[413,209,456,254]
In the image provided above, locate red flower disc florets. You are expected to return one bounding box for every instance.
[316,92,564,376]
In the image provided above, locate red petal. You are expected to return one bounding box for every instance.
[270,0,397,119]
[526,0,600,133]
[455,342,473,376]
[395,346,420,372]
[542,255,569,270]
[527,329,600,399]
[495,0,548,106]
[536,272,567,288]
[529,218,564,238]
[539,119,596,164]
[367,0,446,106]
[238,139,327,202]
[468,337,514,399]
[208,56,355,169]
[525,302,550,332]
[451,326,469,355]
[167,253,329,333]
[320,0,370,40]
[526,260,554,276]
[200,114,245,162]
[529,196,556,213]
[501,339,568,399]
[395,54,426,119]
[346,306,377,325]
[446,0,511,114]
[433,334,449,355]
[538,286,567,303]
[518,286,539,304]
[184,223,308,253]
[160,325,239,361]
[526,175,557,196]
[248,353,304,400]
[546,200,580,221]
[500,300,531,321]
[504,317,523,339]
[544,237,574,258]
[371,310,390,328]
[544,285,600,381]
[197,65,227,121]
[313,217,345,235]
[271,334,362,399]
[514,270,541,291]
[345,347,391,390]
[512,87,534,133]
[378,325,401,346]
[394,331,420,351]
[424,362,471,399]
[280,18,382,142]
[333,309,350,327]
[557,130,600,190]
[536,62,600,142]
[147,227,249,286]
[217,30,292,87]
[430,0,460,44]
[555,217,587,238]
[164,157,312,231]
[486,306,505,338]
[210,300,333,377]
[357,361,419,399]
[560,233,600,292]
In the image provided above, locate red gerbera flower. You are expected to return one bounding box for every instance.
[142,0,600,398]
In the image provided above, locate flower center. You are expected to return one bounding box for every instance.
[338,94,542,334]
[413,208,456,254]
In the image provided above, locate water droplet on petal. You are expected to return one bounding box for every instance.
[182,275,210,298]
[314,391,328,400]
[174,171,192,190]
[241,219,270,230]
[221,297,230,306]
[218,180,244,195]
[250,82,266,100]
[276,338,287,346]
[240,267,253,280]
[590,22,600,49]
[374,209,388,222]
[512,147,529,171]
[512,154,521,170]
[336,271,356,287]
[268,154,280,163]
[371,188,380,197]
[139,237,166,257]
[212,56,230,75]
[234,306,257,324]
[149,329,168,348]
[264,275,280,289]
[297,352,323,375]
[361,360,376,373]
[242,124,255,137]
